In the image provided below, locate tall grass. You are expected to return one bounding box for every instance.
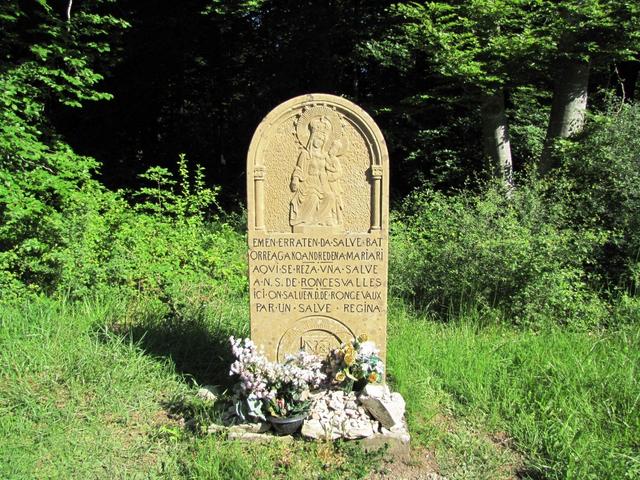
[388,301,640,479]
[0,296,189,478]
[0,296,383,479]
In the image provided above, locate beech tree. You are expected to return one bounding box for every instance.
[537,0,640,173]
[367,0,546,190]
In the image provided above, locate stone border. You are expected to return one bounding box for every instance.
[213,419,410,462]
[201,383,410,461]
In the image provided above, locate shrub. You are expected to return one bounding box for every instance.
[552,101,640,294]
[390,179,607,328]
[1,150,247,311]
[0,1,127,301]
[56,155,248,304]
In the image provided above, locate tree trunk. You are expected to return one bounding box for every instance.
[539,59,590,174]
[615,60,640,102]
[481,90,514,192]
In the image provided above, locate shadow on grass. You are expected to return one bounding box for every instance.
[104,297,249,389]
[129,317,238,388]
[515,466,545,480]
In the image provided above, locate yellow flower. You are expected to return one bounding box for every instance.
[368,372,378,383]
[358,333,368,342]
[336,371,346,382]
[344,352,355,366]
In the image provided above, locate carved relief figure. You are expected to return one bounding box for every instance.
[290,106,347,230]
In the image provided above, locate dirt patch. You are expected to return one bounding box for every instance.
[151,408,182,428]
[368,445,445,480]
[486,429,523,479]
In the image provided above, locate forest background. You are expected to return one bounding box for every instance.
[1,1,639,479]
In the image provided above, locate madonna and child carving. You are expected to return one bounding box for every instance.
[290,106,347,233]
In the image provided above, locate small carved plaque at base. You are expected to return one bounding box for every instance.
[301,332,338,358]
[247,94,389,362]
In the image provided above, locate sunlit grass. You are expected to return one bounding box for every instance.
[388,300,640,479]
[0,296,381,479]
[2,295,638,479]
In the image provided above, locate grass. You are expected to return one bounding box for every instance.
[388,301,640,479]
[0,296,383,479]
[1,294,638,479]
[0,297,187,478]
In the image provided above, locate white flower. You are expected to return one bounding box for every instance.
[358,341,379,357]
[228,337,326,402]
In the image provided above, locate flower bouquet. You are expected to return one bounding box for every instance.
[328,334,385,392]
[229,337,325,431]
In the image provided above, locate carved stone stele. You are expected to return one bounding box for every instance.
[247,93,389,362]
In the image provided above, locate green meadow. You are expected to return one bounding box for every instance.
[2,289,638,479]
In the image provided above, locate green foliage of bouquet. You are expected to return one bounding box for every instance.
[328,335,385,392]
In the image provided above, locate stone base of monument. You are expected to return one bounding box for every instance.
[212,384,410,461]
[222,424,410,461]
[359,423,411,461]
[299,384,410,459]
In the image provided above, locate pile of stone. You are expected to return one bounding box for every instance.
[302,384,406,441]
[303,389,377,440]
[197,383,410,456]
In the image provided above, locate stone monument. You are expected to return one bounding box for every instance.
[247,93,389,362]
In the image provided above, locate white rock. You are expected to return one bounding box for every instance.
[345,408,357,418]
[390,423,406,433]
[361,383,390,399]
[343,420,375,439]
[301,419,340,440]
[229,422,271,434]
[228,431,293,443]
[359,387,406,429]
[196,385,219,402]
[207,423,226,434]
[303,387,406,440]
[309,392,325,402]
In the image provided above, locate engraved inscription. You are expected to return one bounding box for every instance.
[249,234,386,319]
[301,330,340,357]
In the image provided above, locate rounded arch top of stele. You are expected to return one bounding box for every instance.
[247,93,389,236]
